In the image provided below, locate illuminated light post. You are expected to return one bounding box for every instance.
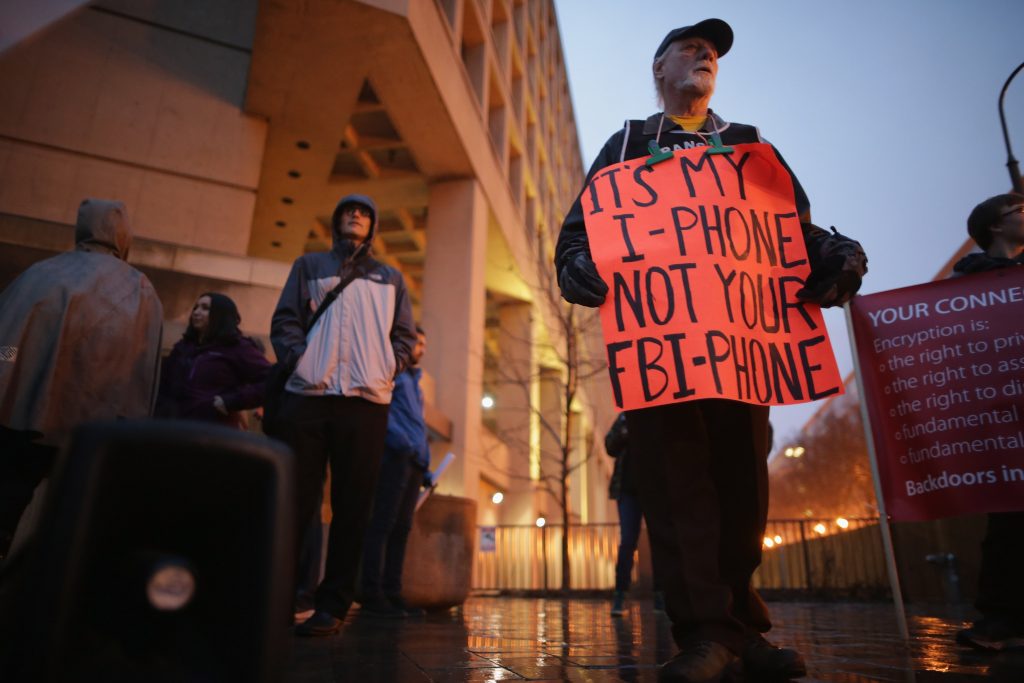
[481,394,495,410]
[836,517,850,529]
[537,516,548,591]
[763,536,775,548]
[492,492,504,505]
[784,446,805,458]
[813,523,827,535]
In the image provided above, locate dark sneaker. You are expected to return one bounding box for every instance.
[359,596,406,618]
[653,590,667,613]
[387,595,426,617]
[658,641,737,683]
[295,609,343,637]
[742,636,806,678]
[956,618,1024,652]
[611,591,626,617]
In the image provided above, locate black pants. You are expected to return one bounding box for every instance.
[360,455,422,600]
[276,393,389,618]
[614,494,644,593]
[0,429,56,561]
[976,511,1024,619]
[627,399,771,654]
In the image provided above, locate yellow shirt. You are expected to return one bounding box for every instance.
[667,114,706,132]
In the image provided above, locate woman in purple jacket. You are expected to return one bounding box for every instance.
[156,292,271,429]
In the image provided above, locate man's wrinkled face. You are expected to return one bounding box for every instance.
[339,203,372,242]
[655,36,718,99]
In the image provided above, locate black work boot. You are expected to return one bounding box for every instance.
[742,636,807,679]
[658,640,737,682]
[295,609,343,637]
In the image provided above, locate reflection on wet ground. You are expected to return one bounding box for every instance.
[285,597,1022,681]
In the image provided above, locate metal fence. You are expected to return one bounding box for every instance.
[473,523,629,591]
[756,518,889,594]
[472,518,888,594]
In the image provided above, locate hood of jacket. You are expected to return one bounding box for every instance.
[74,198,132,260]
[330,193,378,257]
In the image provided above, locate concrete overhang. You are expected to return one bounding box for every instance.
[243,0,474,265]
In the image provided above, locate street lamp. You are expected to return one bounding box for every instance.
[784,446,805,458]
[491,492,504,504]
[481,394,495,410]
[836,517,850,529]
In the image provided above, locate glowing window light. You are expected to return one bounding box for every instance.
[492,492,504,504]
[836,517,850,529]
[813,523,827,535]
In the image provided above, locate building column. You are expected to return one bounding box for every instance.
[538,366,565,522]
[494,300,538,525]
[421,179,488,506]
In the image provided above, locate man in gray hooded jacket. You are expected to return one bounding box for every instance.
[271,193,417,636]
[0,199,163,560]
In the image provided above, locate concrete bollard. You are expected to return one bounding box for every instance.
[401,494,477,609]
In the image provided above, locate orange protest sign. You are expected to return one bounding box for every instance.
[583,143,843,410]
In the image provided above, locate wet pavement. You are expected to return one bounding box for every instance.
[284,597,1022,682]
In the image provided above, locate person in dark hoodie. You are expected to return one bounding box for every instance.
[952,192,1024,652]
[271,193,417,636]
[0,199,163,561]
[155,292,271,429]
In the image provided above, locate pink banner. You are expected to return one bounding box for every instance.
[849,267,1024,521]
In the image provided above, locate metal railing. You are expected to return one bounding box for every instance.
[473,523,629,591]
[472,518,888,594]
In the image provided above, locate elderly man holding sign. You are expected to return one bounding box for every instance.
[556,19,867,683]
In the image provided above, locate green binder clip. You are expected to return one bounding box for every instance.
[645,140,674,166]
[706,131,734,155]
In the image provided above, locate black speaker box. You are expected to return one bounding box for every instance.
[0,420,295,682]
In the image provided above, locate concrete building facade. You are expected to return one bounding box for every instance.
[0,0,618,526]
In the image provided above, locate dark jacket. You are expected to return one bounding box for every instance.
[0,199,163,446]
[384,367,430,470]
[952,251,1024,276]
[156,334,271,428]
[605,413,632,500]
[270,193,417,405]
[555,111,812,278]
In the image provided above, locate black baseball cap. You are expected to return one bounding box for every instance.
[654,19,733,60]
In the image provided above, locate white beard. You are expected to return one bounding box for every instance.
[674,71,715,98]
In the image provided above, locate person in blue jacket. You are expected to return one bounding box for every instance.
[359,325,431,617]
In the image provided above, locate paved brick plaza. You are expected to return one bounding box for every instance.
[284,597,1019,682]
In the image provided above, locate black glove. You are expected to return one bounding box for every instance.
[797,223,868,308]
[558,252,609,307]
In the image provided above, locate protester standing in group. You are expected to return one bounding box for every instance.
[0,199,163,561]
[953,192,1024,652]
[156,292,271,429]
[555,19,866,682]
[605,412,663,617]
[359,325,431,618]
[270,193,417,636]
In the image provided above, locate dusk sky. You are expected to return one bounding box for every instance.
[554,0,1024,455]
